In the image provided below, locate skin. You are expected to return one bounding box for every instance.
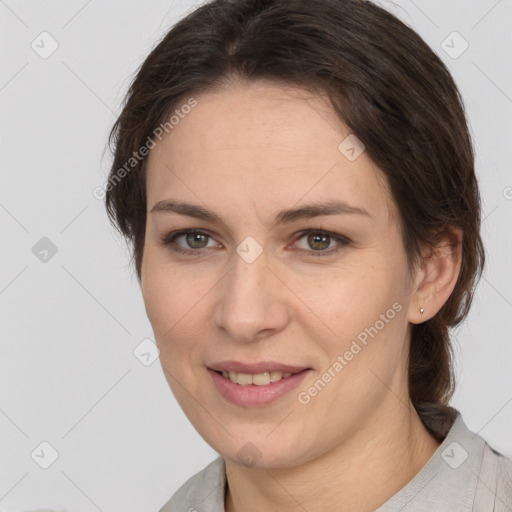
[141,80,462,512]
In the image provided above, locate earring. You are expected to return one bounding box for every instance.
[419,307,424,315]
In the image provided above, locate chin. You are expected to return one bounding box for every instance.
[213,433,311,470]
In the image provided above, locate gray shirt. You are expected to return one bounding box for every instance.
[160,411,512,511]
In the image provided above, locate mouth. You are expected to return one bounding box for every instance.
[210,368,307,386]
[206,365,312,406]
[208,360,309,374]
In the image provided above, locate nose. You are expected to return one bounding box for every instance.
[214,247,290,343]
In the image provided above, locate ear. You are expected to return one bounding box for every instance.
[407,226,463,324]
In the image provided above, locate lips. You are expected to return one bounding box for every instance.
[208,367,312,406]
[207,360,310,374]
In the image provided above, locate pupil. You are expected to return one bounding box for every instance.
[309,233,329,250]
[187,233,207,248]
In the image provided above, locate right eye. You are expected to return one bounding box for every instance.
[160,229,220,255]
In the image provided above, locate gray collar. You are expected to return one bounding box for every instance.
[376,412,486,511]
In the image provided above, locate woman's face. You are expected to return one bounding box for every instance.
[142,80,422,468]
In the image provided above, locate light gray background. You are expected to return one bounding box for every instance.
[0,0,511,510]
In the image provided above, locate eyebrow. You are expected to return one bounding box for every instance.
[150,199,371,230]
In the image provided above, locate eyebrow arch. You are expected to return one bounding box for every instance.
[150,199,371,231]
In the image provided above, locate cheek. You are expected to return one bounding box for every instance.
[306,265,398,329]
[308,263,408,372]
[141,247,193,338]
[141,250,214,363]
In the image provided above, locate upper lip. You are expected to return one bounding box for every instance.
[208,360,310,374]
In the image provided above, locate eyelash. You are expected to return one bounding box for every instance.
[160,229,351,258]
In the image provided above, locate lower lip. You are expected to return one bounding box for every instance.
[207,368,311,406]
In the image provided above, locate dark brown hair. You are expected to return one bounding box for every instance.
[105,0,485,436]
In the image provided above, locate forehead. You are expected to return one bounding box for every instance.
[145,81,393,223]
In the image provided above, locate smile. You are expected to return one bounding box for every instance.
[207,368,311,406]
[219,370,293,386]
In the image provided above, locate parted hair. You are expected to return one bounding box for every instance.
[105,0,485,438]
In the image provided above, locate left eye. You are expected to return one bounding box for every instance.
[292,230,350,256]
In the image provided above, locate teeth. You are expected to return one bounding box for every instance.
[221,370,293,386]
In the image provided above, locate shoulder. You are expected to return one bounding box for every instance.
[473,442,512,511]
[159,456,226,512]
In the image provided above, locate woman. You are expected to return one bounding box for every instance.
[104,0,512,510]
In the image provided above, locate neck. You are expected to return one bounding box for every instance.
[224,402,441,512]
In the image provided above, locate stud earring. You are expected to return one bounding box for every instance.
[419,307,424,315]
